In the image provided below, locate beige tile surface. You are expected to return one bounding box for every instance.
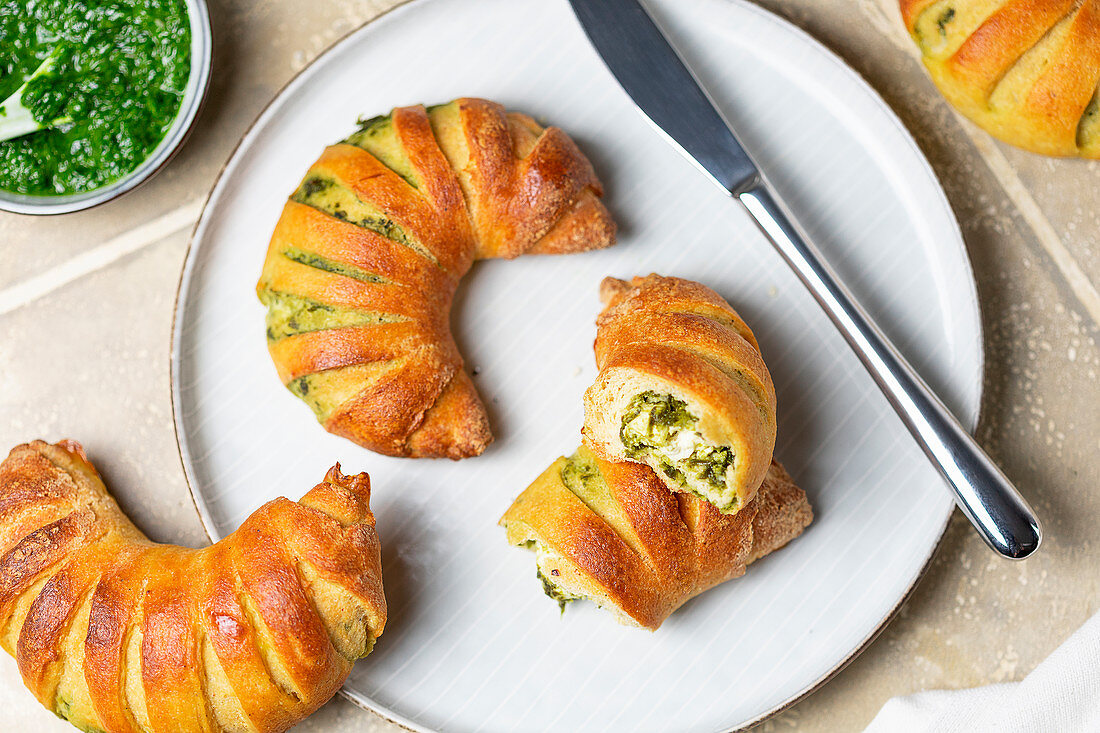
[0,0,1097,731]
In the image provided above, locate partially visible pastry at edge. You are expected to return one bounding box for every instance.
[0,440,387,733]
[500,445,812,630]
[582,275,776,515]
[901,0,1100,158]
[257,98,616,460]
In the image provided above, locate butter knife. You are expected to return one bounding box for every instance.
[568,0,1042,558]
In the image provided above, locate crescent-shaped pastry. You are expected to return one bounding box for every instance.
[582,275,776,514]
[257,98,616,459]
[0,440,386,733]
[500,445,811,629]
[901,0,1100,157]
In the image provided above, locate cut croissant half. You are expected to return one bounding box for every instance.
[500,445,811,630]
[0,440,386,733]
[583,275,776,514]
[257,98,616,460]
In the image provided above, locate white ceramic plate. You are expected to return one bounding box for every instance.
[171,0,983,730]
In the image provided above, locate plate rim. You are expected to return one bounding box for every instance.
[169,0,984,730]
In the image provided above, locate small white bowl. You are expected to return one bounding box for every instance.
[0,0,213,215]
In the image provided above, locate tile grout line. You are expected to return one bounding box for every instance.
[862,0,1100,327]
[0,199,204,317]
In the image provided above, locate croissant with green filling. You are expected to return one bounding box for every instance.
[582,275,776,515]
[901,0,1100,157]
[257,98,615,459]
[500,445,811,629]
[0,440,386,733]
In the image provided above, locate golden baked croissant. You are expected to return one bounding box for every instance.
[257,98,616,459]
[0,440,387,733]
[582,275,776,515]
[500,445,811,630]
[902,0,1100,157]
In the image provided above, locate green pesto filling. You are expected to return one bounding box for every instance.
[290,174,437,264]
[344,113,420,188]
[936,7,955,34]
[620,391,736,508]
[1078,92,1100,148]
[537,566,579,614]
[559,449,621,525]
[560,452,602,495]
[54,693,72,722]
[259,289,401,342]
[281,246,385,284]
[620,391,697,453]
[521,538,581,615]
[912,1,955,51]
[286,373,334,423]
[54,692,105,733]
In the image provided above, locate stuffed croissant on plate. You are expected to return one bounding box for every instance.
[583,274,777,515]
[501,445,811,629]
[257,98,616,460]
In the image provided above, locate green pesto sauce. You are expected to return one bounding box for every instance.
[520,538,579,614]
[560,452,601,494]
[258,288,400,342]
[0,0,191,195]
[537,566,577,614]
[620,391,734,493]
[281,245,386,284]
[620,391,697,454]
[54,691,106,733]
[1079,92,1100,148]
[53,692,72,721]
[936,7,955,34]
[344,113,420,189]
[290,173,437,262]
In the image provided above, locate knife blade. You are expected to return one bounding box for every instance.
[568,0,756,194]
[568,0,1042,559]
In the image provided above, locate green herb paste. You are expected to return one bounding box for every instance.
[620,391,735,505]
[0,0,191,195]
[537,566,578,613]
[936,7,955,34]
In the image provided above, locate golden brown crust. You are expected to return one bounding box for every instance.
[582,274,777,513]
[258,98,616,459]
[901,0,1100,157]
[500,446,812,630]
[0,440,387,733]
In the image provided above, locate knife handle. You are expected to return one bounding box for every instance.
[737,179,1042,559]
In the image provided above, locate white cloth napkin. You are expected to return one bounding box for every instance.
[864,610,1100,732]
